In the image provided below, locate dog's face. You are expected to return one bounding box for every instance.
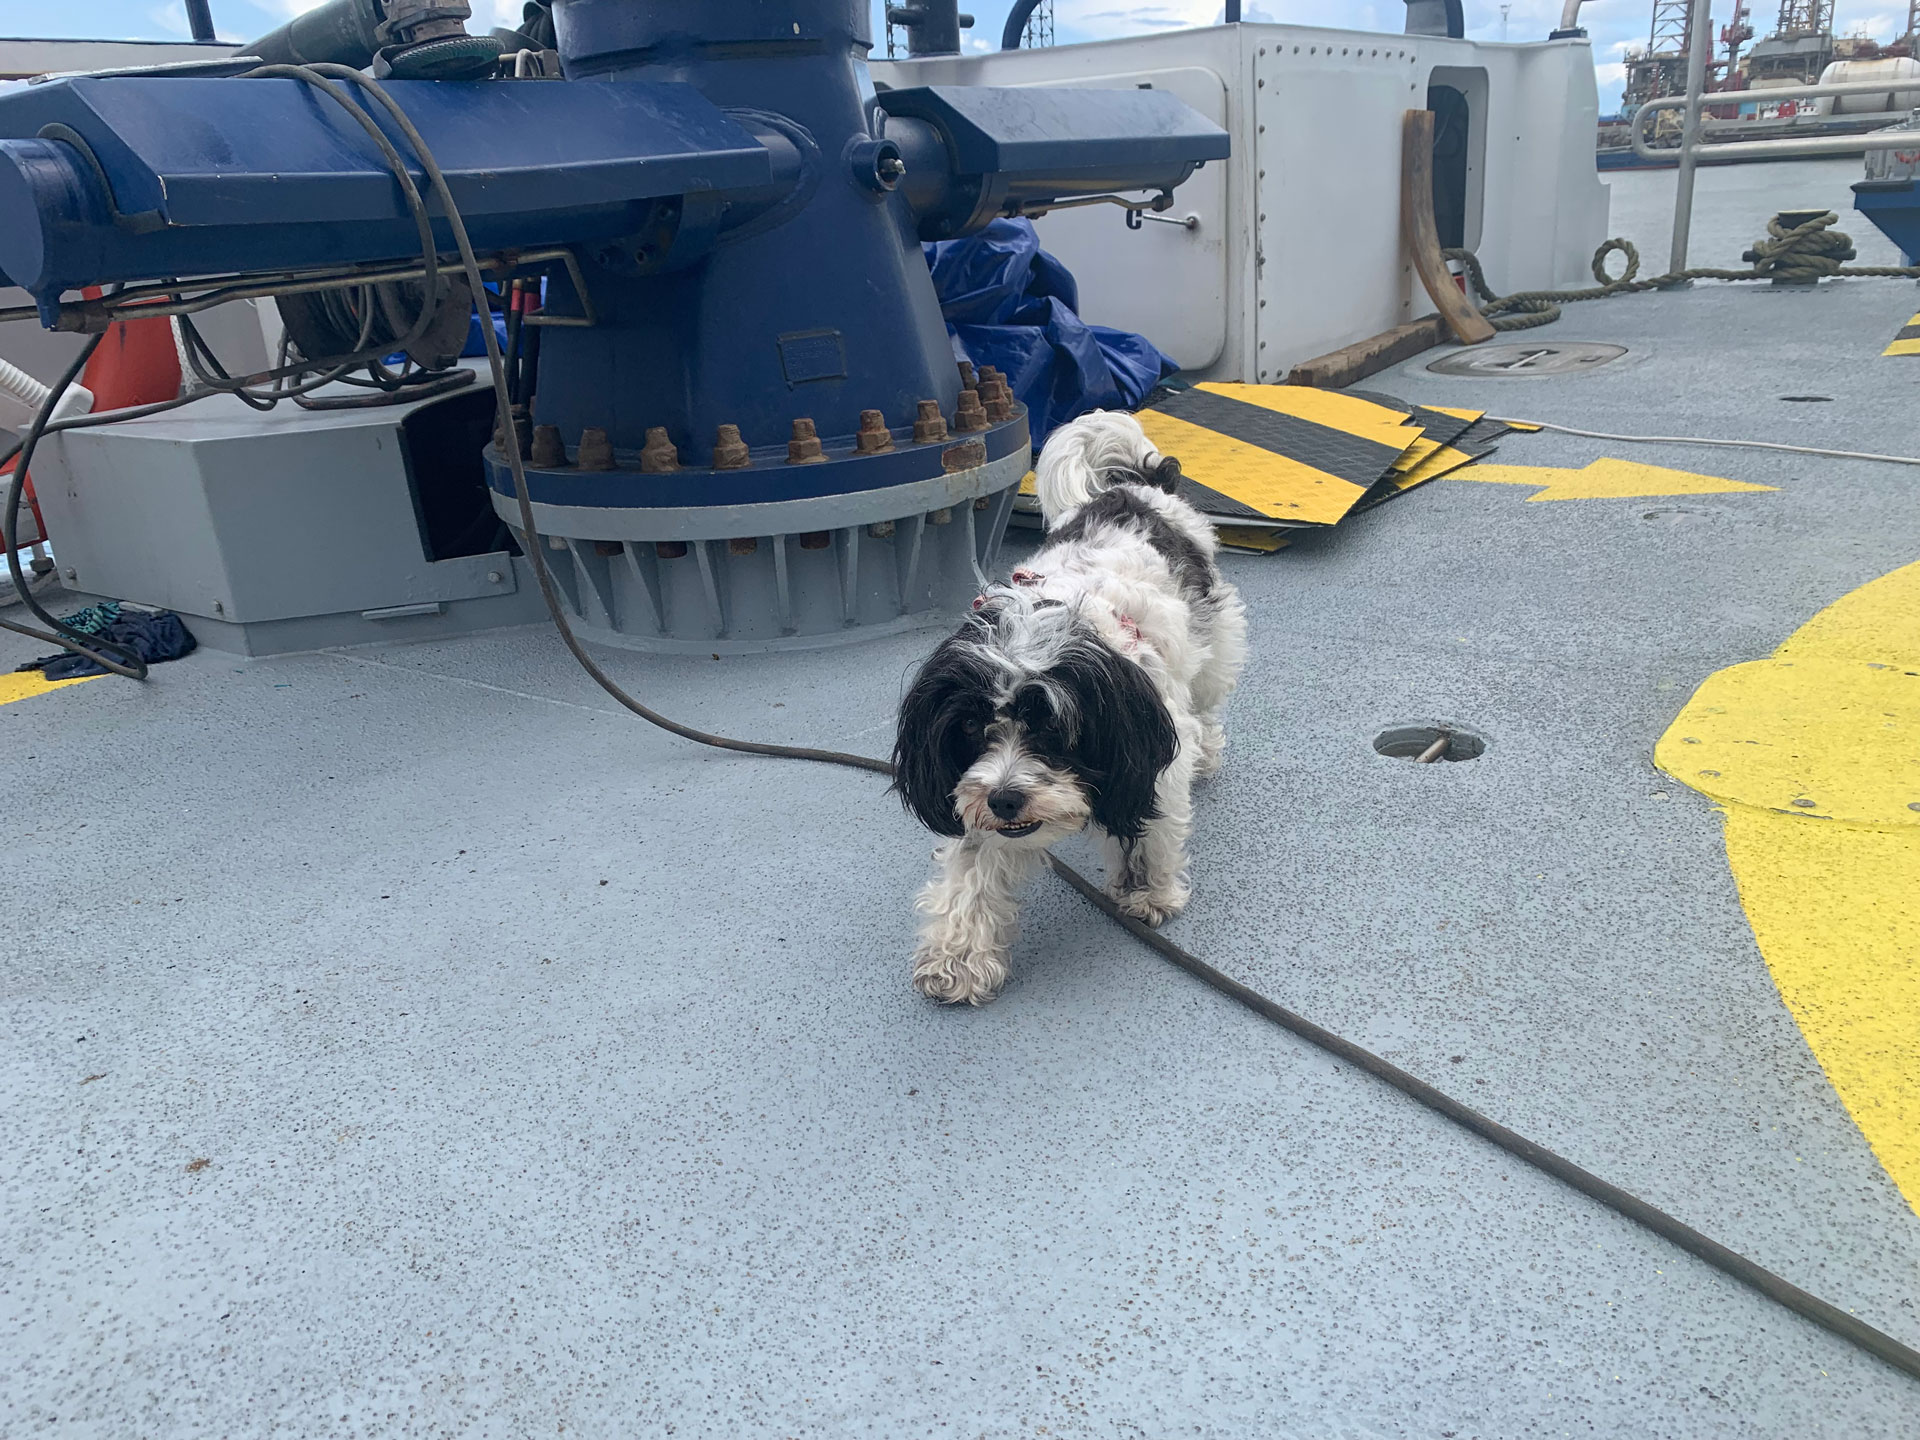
[893,597,1178,844]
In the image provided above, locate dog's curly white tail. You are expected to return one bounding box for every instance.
[893,409,1247,1005]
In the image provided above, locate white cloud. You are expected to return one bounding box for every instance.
[147,2,190,37]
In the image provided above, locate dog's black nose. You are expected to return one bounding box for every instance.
[987,787,1027,822]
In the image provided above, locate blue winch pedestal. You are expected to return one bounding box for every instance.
[0,0,1226,653]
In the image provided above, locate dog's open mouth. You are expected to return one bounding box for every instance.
[994,820,1043,839]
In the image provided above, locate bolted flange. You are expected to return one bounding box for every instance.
[640,426,680,473]
[953,387,988,433]
[787,418,826,464]
[912,400,948,444]
[530,424,566,468]
[855,409,895,454]
[713,424,751,469]
[577,427,615,471]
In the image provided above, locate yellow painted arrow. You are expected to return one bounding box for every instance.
[1452,456,1776,502]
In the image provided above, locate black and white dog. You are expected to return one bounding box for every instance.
[892,410,1247,1004]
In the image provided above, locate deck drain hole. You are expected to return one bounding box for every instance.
[1426,342,1627,377]
[1779,395,1834,403]
[1374,725,1486,763]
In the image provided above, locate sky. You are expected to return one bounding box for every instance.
[23,0,1919,115]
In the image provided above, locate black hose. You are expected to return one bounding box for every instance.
[2,334,152,678]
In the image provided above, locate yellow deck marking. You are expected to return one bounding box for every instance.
[1451,457,1776,502]
[1424,404,1485,422]
[1132,409,1373,525]
[1885,312,1920,357]
[1018,469,1036,496]
[1658,559,1920,1215]
[0,671,98,707]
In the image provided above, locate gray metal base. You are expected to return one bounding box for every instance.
[503,447,1028,653]
[177,572,550,657]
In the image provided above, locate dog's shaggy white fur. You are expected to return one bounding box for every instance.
[892,409,1247,1004]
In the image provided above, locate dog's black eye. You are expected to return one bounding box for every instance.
[960,716,982,736]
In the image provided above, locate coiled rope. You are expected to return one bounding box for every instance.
[1444,211,1920,332]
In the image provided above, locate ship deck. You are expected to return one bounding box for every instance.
[4,158,1918,1437]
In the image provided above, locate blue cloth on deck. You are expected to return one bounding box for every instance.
[923,218,1177,444]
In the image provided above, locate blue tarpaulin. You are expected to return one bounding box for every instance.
[924,219,1177,444]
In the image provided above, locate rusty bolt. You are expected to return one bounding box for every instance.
[728,536,759,556]
[712,424,751,470]
[576,427,615,471]
[912,400,948,445]
[511,410,533,459]
[867,520,896,538]
[798,530,832,550]
[984,392,1013,423]
[958,360,978,389]
[787,418,826,465]
[953,388,988,433]
[640,426,679,474]
[530,424,566,468]
[855,409,895,455]
[928,507,953,525]
[594,540,624,557]
[655,541,689,559]
[974,495,991,510]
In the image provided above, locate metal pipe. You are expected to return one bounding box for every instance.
[1550,0,1587,36]
[1632,78,1920,159]
[184,0,217,42]
[1669,0,1713,274]
[1001,0,1041,49]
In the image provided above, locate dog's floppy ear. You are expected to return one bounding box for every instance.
[1146,454,1183,494]
[891,632,989,838]
[1051,632,1178,839]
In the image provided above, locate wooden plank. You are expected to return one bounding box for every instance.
[1401,110,1495,346]
[1284,315,1448,388]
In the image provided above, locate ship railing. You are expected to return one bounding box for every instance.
[1631,80,1920,165]
[1637,0,1920,277]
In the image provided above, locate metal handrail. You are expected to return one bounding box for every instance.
[1632,79,1920,162]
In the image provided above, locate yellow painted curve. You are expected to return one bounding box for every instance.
[1658,561,1920,1215]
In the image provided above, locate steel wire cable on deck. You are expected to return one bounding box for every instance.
[1445,211,1920,331]
[12,65,1920,1390]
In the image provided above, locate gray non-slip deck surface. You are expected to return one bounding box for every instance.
[4,161,1919,1437]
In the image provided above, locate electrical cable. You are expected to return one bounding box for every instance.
[12,60,1916,1389]
[311,62,1920,1388]
[1488,417,1920,468]
[2,333,151,678]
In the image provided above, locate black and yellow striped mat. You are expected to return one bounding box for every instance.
[1887,311,1920,358]
[1135,383,1500,529]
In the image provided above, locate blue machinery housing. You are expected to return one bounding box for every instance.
[0,1,1227,650]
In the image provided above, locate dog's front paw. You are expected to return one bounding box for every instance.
[912,943,1010,1006]
[1109,882,1189,929]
